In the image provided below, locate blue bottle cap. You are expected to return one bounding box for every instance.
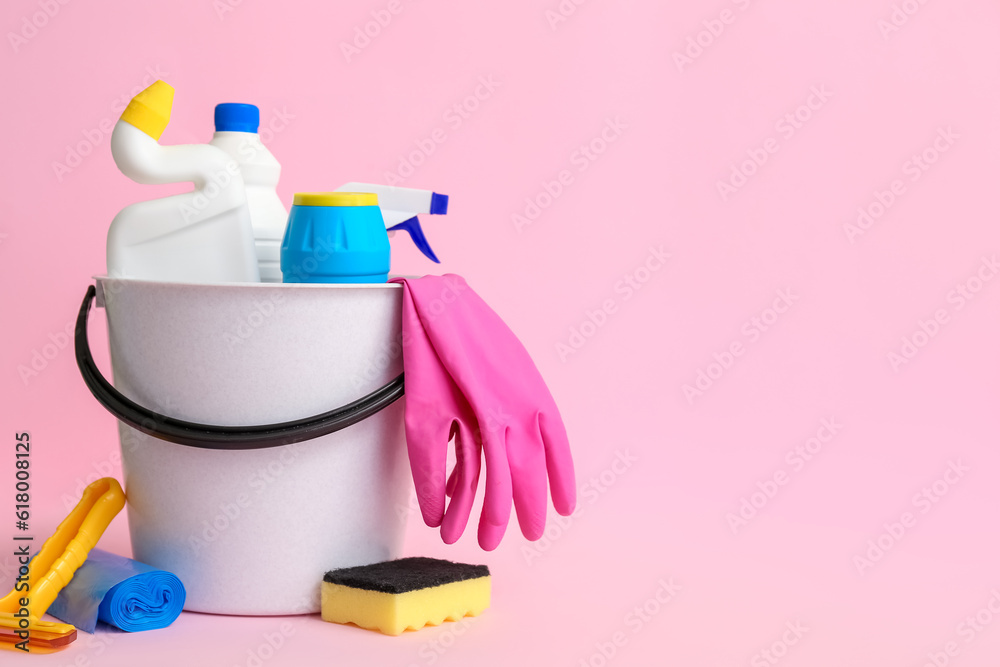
[214,103,260,133]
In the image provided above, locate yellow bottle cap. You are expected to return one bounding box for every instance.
[120,80,175,141]
[293,192,379,207]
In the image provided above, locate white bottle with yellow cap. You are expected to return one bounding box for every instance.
[107,80,261,284]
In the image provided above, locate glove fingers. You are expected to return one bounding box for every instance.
[538,410,577,516]
[477,516,509,552]
[404,412,450,529]
[441,420,482,544]
[445,464,459,498]
[478,428,512,551]
[508,424,549,542]
[398,284,453,528]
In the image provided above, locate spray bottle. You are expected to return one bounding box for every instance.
[107,81,260,283]
[335,183,448,263]
[281,192,390,283]
[279,183,451,283]
[209,103,288,282]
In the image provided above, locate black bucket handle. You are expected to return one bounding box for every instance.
[75,285,405,450]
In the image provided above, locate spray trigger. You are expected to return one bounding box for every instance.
[388,217,440,263]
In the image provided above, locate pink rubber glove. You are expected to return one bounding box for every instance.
[392,275,576,550]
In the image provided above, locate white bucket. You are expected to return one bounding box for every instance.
[89,277,410,615]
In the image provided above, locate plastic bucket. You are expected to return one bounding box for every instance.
[79,277,410,615]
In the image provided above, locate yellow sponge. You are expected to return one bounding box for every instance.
[321,557,490,636]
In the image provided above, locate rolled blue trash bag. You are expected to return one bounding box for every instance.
[47,548,186,633]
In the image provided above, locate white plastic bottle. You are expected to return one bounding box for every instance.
[107,80,261,284]
[209,104,288,282]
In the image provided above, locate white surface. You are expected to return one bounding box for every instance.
[210,130,290,283]
[107,121,261,284]
[97,278,409,614]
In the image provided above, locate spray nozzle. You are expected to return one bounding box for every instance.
[388,217,440,263]
[335,183,449,265]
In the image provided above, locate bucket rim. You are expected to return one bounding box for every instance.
[93,274,407,290]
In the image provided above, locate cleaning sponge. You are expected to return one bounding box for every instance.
[321,557,490,636]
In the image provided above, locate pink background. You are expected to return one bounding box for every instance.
[2,0,1000,664]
